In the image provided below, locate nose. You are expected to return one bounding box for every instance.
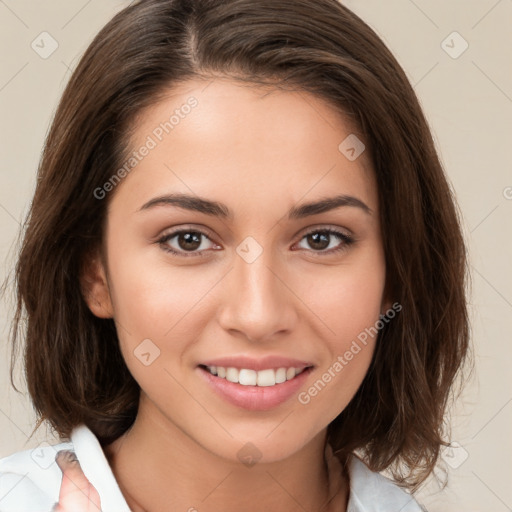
[217,243,298,343]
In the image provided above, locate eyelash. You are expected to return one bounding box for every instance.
[157,227,355,258]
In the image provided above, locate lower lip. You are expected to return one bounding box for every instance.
[197,366,312,411]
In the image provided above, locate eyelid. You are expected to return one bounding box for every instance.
[156,223,216,241]
[296,224,353,239]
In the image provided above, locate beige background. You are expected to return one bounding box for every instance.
[0,1,511,510]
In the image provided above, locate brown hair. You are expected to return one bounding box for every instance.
[7,0,470,489]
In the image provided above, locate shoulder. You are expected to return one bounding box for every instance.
[347,455,424,512]
[0,439,73,511]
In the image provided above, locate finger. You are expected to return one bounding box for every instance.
[54,450,102,511]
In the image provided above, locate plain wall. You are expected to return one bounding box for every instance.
[1,1,511,510]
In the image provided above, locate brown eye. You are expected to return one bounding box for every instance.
[158,229,218,257]
[296,229,354,254]
[176,232,202,251]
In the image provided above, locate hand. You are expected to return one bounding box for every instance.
[53,450,102,511]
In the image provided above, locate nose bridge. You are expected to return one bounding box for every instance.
[218,236,295,341]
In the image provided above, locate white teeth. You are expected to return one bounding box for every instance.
[226,367,239,383]
[257,369,275,387]
[275,367,287,384]
[205,365,307,386]
[238,369,257,386]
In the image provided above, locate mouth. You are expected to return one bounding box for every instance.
[199,364,309,387]
[197,359,314,410]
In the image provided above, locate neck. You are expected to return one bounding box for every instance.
[104,398,348,512]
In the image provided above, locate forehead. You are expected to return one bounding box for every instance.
[112,77,377,216]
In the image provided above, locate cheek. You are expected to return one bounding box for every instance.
[104,240,235,393]
[302,249,386,346]
[295,250,385,421]
[298,340,375,437]
[106,231,215,334]
[297,290,380,434]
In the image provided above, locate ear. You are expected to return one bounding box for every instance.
[80,248,114,318]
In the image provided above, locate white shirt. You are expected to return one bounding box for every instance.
[0,424,422,511]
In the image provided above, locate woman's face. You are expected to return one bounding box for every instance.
[89,77,388,463]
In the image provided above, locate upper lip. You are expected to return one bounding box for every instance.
[199,355,314,372]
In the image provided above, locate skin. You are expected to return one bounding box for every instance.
[79,77,390,512]
[54,451,101,511]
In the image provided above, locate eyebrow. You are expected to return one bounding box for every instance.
[138,193,372,219]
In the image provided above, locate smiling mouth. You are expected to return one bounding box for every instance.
[199,365,312,387]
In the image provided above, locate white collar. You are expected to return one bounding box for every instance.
[71,424,131,511]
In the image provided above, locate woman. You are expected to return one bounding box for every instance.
[0,0,469,510]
